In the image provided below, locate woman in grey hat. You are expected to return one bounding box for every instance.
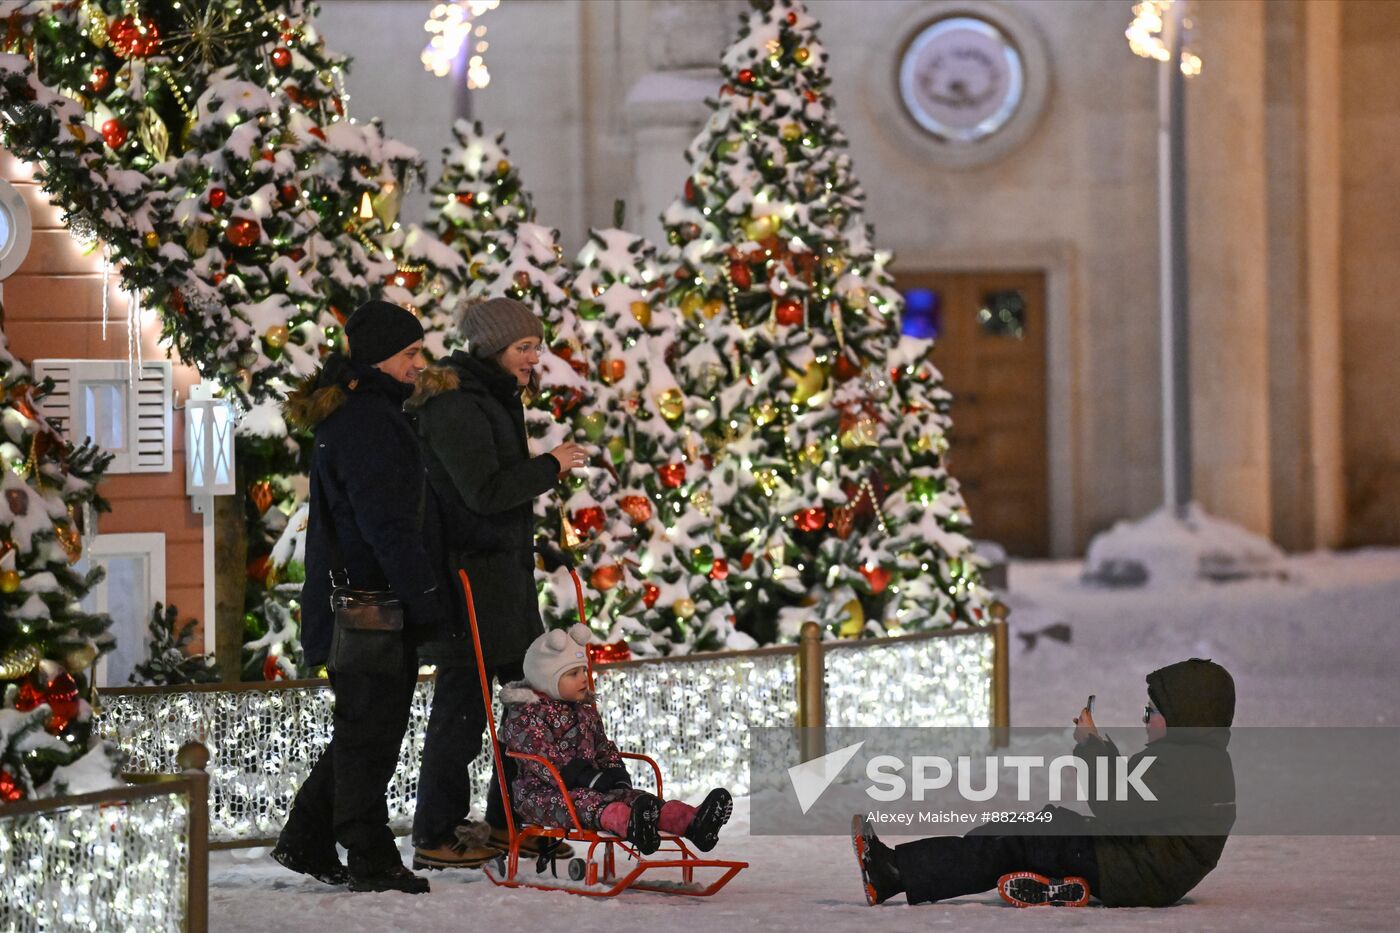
[406,296,588,870]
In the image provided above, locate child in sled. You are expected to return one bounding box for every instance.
[853,658,1236,908]
[499,623,733,854]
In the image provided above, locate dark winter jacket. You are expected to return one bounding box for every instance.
[288,356,446,667]
[498,682,644,830]
[407,351,561,667]
[1074,659,1236,907]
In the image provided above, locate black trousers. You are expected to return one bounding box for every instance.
[284,643,420,873]
[412,658,522,846]
[895,809,1101,905]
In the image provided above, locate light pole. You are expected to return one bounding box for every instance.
[1128,0,1201,519]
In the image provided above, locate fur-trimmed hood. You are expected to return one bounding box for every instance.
[284,378,346,430]
[284,355,413,430]
[500,679,594,707]
[406,363,459,410]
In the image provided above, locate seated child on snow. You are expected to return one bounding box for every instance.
[854,658,1236,908]
[499,624,733,854]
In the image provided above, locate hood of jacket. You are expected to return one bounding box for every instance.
[407,349,519,410]
[500,680,596,708]
[1147,658,1235,729]
[285,354,411,430]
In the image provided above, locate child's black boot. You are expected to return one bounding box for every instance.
[851,815,903,905]
[684,788,733,852]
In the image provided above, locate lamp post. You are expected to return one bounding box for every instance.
[1127,0,1201,519]
[185,385,236,660]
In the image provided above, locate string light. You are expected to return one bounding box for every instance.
[422,1,500,88]
[1126,0,1202,76]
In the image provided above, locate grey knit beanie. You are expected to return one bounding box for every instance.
[456,297,545,358]
[522,623,592,699]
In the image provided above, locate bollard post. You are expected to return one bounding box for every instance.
[990,601,1011,748]
[796,621,826,762]
[177,741,210,933]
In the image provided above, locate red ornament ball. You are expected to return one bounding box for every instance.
[709,558,730,581]
[225,217,262,249]
[286,246,307,262]
[571,506,606,536]
[642,583,661,609]
[271,46,292,70]
[279,184,298,205]
[456,191,476,206]
[0,768,22,803]
[774,296,804,326]
[619,495,653,524]
[15,671,82,734]
[740,552,755,570]
[108,15,161,59]
[794,507,828,533]
[833,352,861,382]
[657,462,687,489]
[100,119,127,150]
[729,260,752,290]
[591,564,623,592]
[737,68,755,85]
[684,177,698,205]
[387,269,423,290]
[89,67,110,93]
[208,187,227,209]
[860,564,892,595]
[600,359,626,385]
[262,654,287,681]
[587,641,632,665]
[787,11,798,25]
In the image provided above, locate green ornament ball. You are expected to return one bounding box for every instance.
[580,412,607,443]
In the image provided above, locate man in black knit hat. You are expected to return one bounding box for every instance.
[272,300,445,894]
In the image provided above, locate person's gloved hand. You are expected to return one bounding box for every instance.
[599,766,632,791]
[559,759,632,791]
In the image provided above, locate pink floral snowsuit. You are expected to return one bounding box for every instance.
[498,682,646,830]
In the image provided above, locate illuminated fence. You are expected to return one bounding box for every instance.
[97,621,1006,844]
[96,678,436,846]
[0,772,207,933]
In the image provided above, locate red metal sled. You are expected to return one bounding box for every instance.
[458,567,747,898]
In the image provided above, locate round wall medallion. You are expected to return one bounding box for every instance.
[898,15,1024,144]
[866,1,1051,170]
[0,178,34,280]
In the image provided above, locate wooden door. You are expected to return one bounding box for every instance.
[894,270,1050,557]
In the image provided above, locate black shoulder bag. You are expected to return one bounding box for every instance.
[317,462,406,675]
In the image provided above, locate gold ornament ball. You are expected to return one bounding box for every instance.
[185,226,210,258]
[743,213,779,241]
[843,287,869,310]
[672,598,696,620]
[0,644,42,680]
[679,292,704,319]
[822,255,846,278]
[469,260,485,279]
[496,159,511,175]
[800,442,824,466]
[795,46,811,64]
[702,298,724,319]
[264,325,290,350]
[63,642,99,673]
[629,300,652,328]
[838,598,866,637]
[657,388,685,423]
[780,123,802,142]
[789,360,828,405]
[751,401,778,426]
[0,569,20,593]
[690,488,713,516]
[143,230,159,249]
[912,434,934,453]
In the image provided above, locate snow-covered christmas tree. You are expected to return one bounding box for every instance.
[657,0,989,643]
[0,329,120,802]
[0,1,459,677]
[566,217,746,655]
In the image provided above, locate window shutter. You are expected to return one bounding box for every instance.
[129,362,172,473]
[31,359,173,475]
[30,360,76,437]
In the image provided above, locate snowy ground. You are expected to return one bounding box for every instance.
[211,549,1400,931]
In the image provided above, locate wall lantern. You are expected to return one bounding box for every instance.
[185,383,235,496]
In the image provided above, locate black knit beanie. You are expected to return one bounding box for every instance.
[345,299,424,365]
[456,297,545,358]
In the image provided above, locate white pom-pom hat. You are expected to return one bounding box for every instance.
[523,623,592,699]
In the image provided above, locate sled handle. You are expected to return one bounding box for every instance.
[460,568,520,841]
[505,751,587,832]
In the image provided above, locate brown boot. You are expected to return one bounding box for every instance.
[488,827,574,859]
[412,836,501,871]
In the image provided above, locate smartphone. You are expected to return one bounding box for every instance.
[1086,694,1096,714]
